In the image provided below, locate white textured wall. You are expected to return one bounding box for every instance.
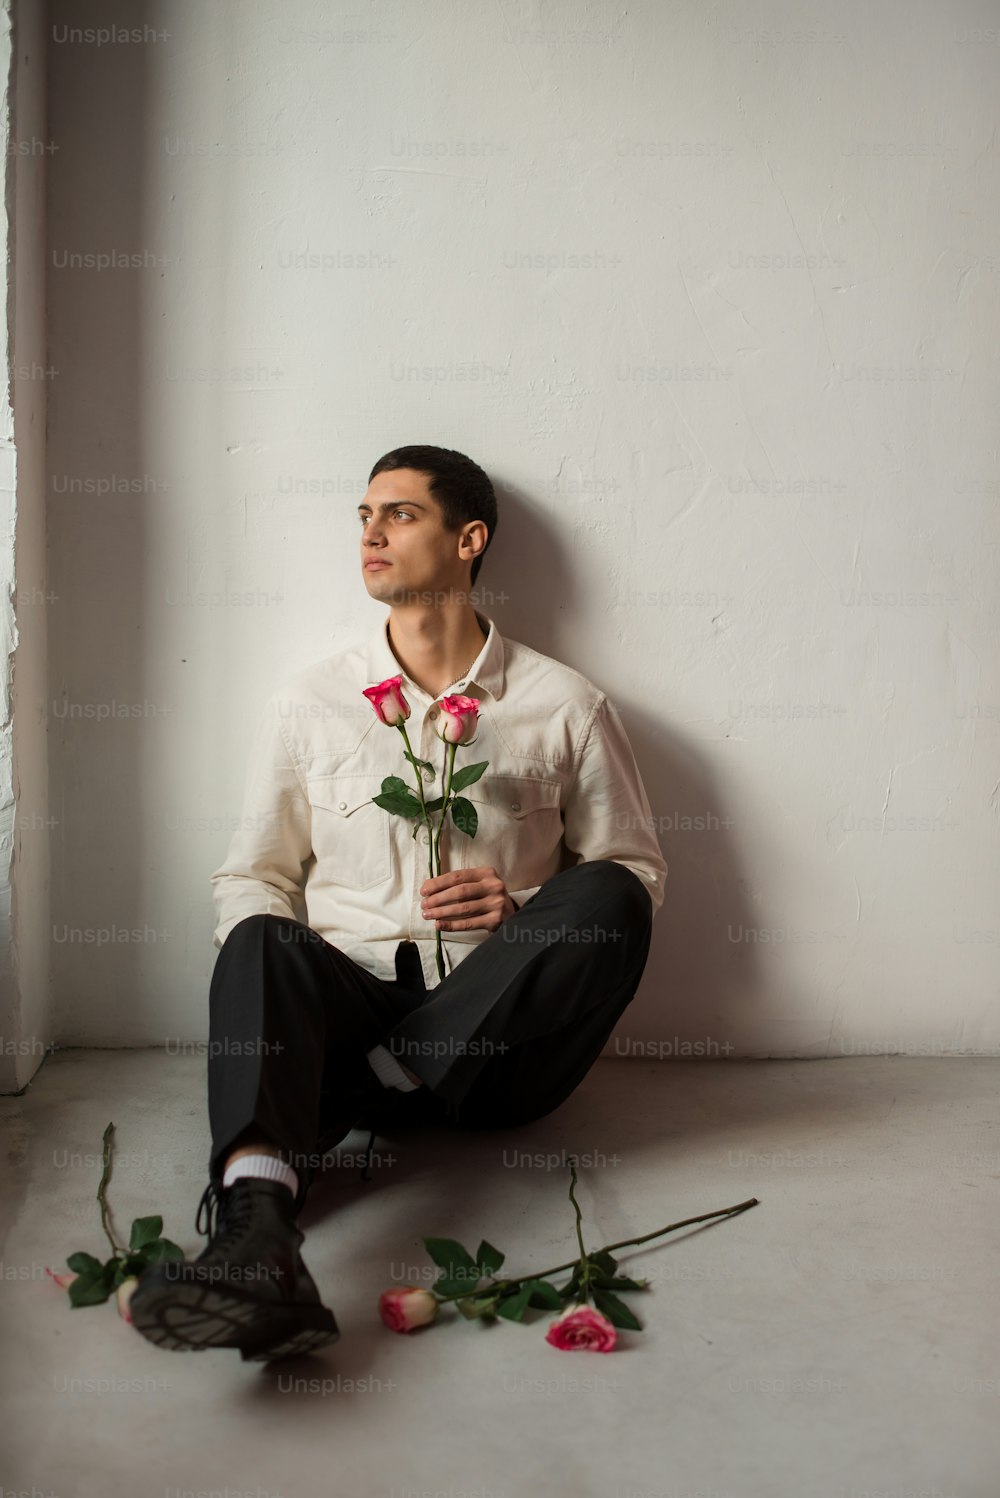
[47,0,1000,1059]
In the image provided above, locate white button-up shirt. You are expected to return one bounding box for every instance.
[210,609,667,989]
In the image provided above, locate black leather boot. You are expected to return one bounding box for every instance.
[129,1178,339,1362]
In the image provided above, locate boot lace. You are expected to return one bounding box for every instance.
[195,1178,257,1248]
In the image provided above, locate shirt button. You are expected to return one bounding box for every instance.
[338,801,347,810]
[511,802,520,811]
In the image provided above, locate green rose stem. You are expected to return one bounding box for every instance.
[432,738,458,879]
[568,1156,593,1306]
[430,1194,760,1308]
[395,719,457,981]
[97,1121,126,1262]
[431,740,461,982]
[395,718,440,977]
[395,719,433,847]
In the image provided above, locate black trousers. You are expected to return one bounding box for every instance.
[206,858,654,1211]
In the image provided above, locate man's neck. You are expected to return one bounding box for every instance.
[386,605,488,699]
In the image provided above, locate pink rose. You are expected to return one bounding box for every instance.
[378,1286,440,1334]
[363,675,411,727]
[434,694,480,746]
[116,1276,139,1323]
[45,1267,78,1292]
[544,1302,617,1352]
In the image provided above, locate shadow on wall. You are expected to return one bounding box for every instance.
[487,475,763,1058]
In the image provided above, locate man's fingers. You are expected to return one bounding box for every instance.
[418,867,510,934]
[422,884,478,913]
[420,866,501,898]
[429,892,508,931]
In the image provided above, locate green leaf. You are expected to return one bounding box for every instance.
[449,761,488,793]
[450,796,478,837]
[423,1237,477,1274]
[523,1278,564,1309]
[587,1249,619,1276]
[372,791,423,817]
[457,1295,501,1320]
[433,1273,482,1297]
[66,1251,104,1276]
[139,1237,186,1265]
[422,797,444,814]
[68,1265,116,1308]
[402,751,436,775]
[591,1272,649,1292]
[129,1216,163,1251]
[591,1287,643,1331]
[495,1282,534,1322]
[380,775,411,795]
[475,1239,505,1277]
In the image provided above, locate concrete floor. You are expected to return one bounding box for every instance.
[0,1050,996,1498]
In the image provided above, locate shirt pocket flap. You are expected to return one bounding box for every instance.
[464,775,562,816]
[305,775,391,891]
[306,778,377,817]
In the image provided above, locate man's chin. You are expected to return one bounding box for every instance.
[364,572,407,604]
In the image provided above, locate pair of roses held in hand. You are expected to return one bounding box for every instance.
[361,675,516,980]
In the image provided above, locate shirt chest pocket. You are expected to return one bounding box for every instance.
[306,775,392,892]
[455,774,563,872]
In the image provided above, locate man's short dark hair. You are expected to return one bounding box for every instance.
[368,444,497,587]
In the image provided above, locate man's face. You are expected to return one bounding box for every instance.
[359,467,474,605]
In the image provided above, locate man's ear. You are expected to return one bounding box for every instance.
[460,520,488,561]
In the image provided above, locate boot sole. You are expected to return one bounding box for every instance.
[130,1272,339,1360]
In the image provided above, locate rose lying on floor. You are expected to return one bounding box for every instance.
[46,1267,141,1323]
[378,1287,440,1333]
[378,1284,617,1350]
[544,1303,617,1352]
[45,1121,184,1325]
[377,1157,760,1351]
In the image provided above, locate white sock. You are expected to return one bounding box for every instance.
[366,1043,422,1091]
[222,1152,299,1198]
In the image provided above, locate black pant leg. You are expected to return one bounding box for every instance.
[206,913,420,1199]
[206,864,654,1204]
[382,859,654,1115]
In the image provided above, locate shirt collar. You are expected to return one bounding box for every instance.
[364,609,506,704]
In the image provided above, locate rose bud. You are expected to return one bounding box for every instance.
[44,1267,78,1292]
[434,694,480,746]
[544,1302,617,1352]
[378,1286,440,1334]
[363,675,411,727]
[116,1276,140,1323]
